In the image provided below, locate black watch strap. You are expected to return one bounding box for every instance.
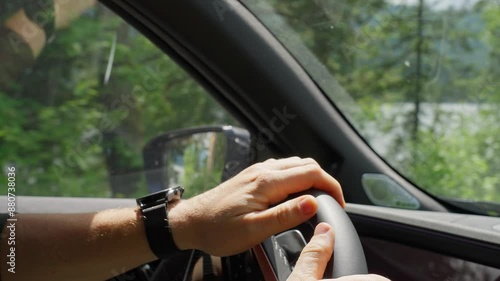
[137,187,185,259]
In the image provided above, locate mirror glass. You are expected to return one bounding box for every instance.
[161,132,227,198]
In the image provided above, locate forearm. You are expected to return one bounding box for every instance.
[0,208,156,281]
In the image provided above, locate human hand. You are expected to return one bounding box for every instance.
[169,157,344,256]
[288,223,390,281]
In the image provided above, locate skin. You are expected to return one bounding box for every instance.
[289,223,390,281]
[0,157,389,281]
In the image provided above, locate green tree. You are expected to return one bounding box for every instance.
[0,3,238,198]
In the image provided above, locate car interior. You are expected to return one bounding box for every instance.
[1,0,500,280]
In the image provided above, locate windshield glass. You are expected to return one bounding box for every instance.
[243,0,500,207]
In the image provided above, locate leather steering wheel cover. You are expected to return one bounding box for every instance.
[308,189,368,278]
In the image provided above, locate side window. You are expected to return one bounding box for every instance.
[0,2,238,198]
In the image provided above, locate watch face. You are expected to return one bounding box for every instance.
[166,186,184,202]
[137,186,184,208]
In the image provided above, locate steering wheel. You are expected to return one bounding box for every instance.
[150,189,367,281]
[256,189,368,280]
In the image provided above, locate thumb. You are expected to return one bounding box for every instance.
[288,223,335,281]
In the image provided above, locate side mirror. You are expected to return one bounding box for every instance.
[143,126,251,197]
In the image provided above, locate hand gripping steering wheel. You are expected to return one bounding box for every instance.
[255,189,368,280]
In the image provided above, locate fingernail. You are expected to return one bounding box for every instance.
[299,197,316,216]
[314,223,331,235]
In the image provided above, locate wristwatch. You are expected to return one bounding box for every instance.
[136,186,185,259]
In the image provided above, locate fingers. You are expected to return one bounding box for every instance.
[333,274,391,281]
[261,156,318,170]
[189,157,344,257]
[250,195,318,236]
[275,164,344,207]
[288,223,391,281]
[251,160,345,207]
[288,223,335,281]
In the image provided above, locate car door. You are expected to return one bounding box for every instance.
[96,0,500,280]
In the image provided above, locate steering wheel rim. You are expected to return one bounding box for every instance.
[257,189,368,280]
[308,189,368,278]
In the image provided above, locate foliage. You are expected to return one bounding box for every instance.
[260,0,500,202]
[1,0,499,205]
[0,4,237,198]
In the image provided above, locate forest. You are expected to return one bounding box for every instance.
[259,0,500,203]
[0,0,499,207]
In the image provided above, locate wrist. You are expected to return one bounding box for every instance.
[168,199,198,251]
[136,187,187,259]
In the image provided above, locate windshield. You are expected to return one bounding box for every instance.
[243,0,500,208]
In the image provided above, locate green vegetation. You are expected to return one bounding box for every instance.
[0,1,499,205]
[257,0,500,202]
[0,4,237,198]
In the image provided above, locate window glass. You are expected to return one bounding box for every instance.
[244,0,500,211]
[0,2,238,198]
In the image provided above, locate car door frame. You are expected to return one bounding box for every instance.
[3,0,499,276]
[98,0,500,269]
